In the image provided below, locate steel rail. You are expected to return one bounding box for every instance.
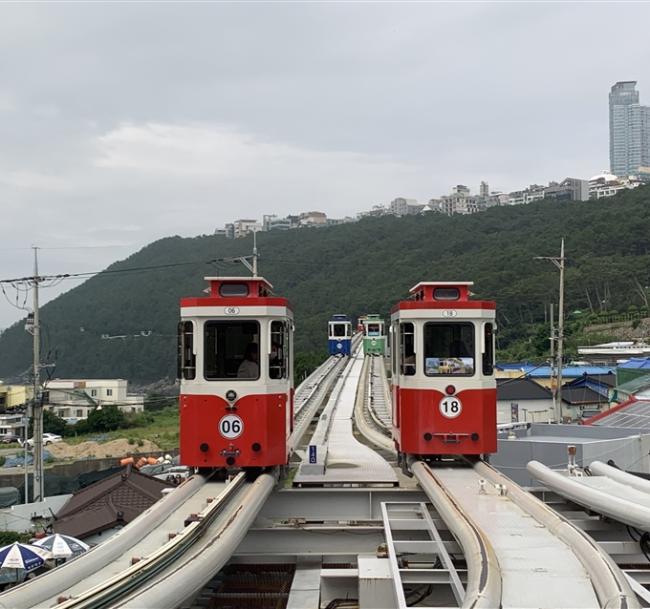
[289,355,348,453]
[528,458,650,532]
[53,473,247,609]
[365,357,392,433]
[410,460,502,609]
[589,460,650,495]
[293,356,338,417]
[114,471,277,609]
[497,460,639,609]
[353,355,395,453]
[0,474,209,609]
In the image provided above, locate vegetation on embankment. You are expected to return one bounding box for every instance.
[0,184,649,381]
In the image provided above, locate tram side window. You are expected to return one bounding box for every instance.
[423,323,475,376]
[269,321,289,380]
[204,321,260,380]
[177,321,196,380]
[400,322,416,376]
[483,323,495,376]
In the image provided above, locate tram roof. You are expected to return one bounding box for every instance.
[204,276,273,289]
[409,281,473,294]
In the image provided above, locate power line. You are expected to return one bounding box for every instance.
[0,258,216,285]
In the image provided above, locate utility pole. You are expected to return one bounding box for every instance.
[252,230,258,277]
[549,302,557,421]
[535,239,566,422]
[31,246,44,503]
[222,231,259,277]
[557,238,565,419]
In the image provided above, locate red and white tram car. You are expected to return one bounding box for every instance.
[178,277,293,470]
[390,281,496,463]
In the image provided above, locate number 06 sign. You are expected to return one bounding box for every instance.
[439,396,462,419]
[219,414,243,439]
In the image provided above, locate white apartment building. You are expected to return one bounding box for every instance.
[436,186,479,215]
[589,172,642,199]
[507,185,545,206]
[0,412,26,438]
[232,219,262,239]
[389,198,423,216]
[299,211,328,226]
[45,379,144,422]
[358,205,389,218]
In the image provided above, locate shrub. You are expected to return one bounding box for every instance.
[136,439,144,447]
[0,531,31,545]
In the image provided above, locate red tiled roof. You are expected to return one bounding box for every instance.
[581,397,637,426]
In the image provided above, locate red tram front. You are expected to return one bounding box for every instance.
[178,277,293,470]
[390,282,496,462]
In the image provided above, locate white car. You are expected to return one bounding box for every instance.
[22,433,63,449]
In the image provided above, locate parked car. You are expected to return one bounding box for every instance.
[140,462,190,483]
[21,433,63,449]
[1,433,21,444]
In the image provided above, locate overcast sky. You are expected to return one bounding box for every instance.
[1,2,650,329]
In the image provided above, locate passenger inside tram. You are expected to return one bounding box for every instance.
[237,342,259,378]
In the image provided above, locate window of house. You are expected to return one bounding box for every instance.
[400,322,416,376]
[106,389,113,396]
[204,320,260,380]
[76,409,83,418]
[91,389,97,397]
[423,322,475,376]
[269,320,289,380]
[177,321,197,380]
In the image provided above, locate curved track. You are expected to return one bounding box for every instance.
[412,459,638,609]
[0,474,209,609]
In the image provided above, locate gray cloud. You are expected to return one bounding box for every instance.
[1,2,650,327]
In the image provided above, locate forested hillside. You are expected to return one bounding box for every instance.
[1,185,649,382]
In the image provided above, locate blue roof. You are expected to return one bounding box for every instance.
[617,357,650,370]
[496,364,615,377]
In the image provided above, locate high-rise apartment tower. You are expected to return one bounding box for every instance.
[609,81,650,177]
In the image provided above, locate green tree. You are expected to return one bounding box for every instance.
[86,405,126,432]
[28,409,67,437]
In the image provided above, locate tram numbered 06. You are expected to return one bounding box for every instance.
[178,276,293,471]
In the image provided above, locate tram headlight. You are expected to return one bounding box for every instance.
[445,385,456,395]
[226,390,237,402]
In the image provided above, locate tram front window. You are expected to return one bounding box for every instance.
[423,322,475,376]
[332,323,347,338]
[204,321,260,380]
[367,323,381,336]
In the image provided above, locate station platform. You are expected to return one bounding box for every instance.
[294,352,397,487]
